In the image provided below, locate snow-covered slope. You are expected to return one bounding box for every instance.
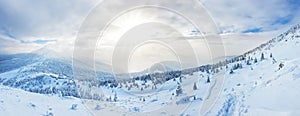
[0,85,91,116]
[80,24,300,115]
[208,23,300,115]
[0,54,79,97]
[64,24,300,115]
[0,24,300,115]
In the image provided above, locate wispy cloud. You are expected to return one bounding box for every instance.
[242,28,263,34]
[0,0,100,38]
[0,0,101,53]
[200,0,300,33]
[0,0,299,55]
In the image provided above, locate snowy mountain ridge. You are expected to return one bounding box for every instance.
[0,24,299,98]
[0,23,300,115]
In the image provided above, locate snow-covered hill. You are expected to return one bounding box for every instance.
[0,53,113,97]
[208,23,300,115]
[0,53,79,97]
[79,23,300,115]
[0,85,91,116]
[0,24,300,115]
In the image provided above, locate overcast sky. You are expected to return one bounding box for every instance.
[0,0,299,73]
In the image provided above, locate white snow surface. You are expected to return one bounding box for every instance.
[0,24,300,116]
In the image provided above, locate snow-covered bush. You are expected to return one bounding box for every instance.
[71,104,77,110]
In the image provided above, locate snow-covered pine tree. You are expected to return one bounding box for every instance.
[179,76,182,83]
[207,76,210,83]
[254,58,258,63]
[193,82,197,90]
[113,93,117,102]
[261,53,265,60]
[246,59,251,65]
[230,69,234,74]
[176,85,183,96]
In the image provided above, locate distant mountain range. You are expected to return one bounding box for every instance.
[0,23,299,100]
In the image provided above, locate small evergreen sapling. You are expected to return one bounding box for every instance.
[207,76,210,83]
[176,85,183,96]
[193,82,197,90]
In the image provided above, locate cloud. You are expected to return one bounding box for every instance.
[0,33,73,54]
[199,0,300,33]
[0,0,100,38]
[0,34,45,54]
[0,0,102,53]
[0,0,298,58]
[242,28,263,34]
